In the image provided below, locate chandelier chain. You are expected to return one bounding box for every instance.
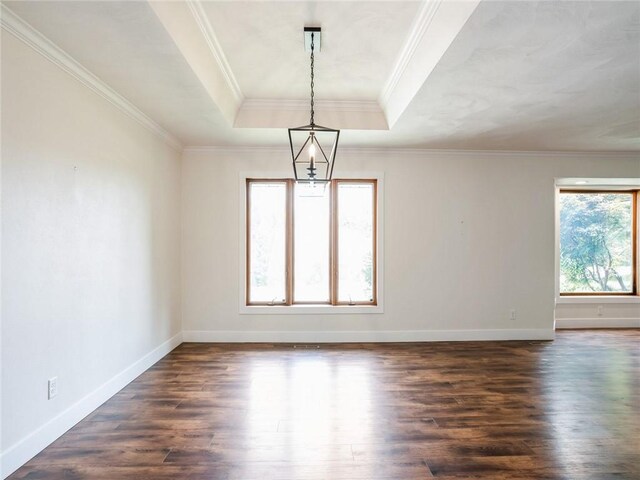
[310,32,315,125]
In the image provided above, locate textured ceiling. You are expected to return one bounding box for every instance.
[3,0,639,151]
[3,0,233,145]
[387,0,640,150]
[202,1,420,100]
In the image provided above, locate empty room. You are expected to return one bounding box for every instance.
[1,0,639,479]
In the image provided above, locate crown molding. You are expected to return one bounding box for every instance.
[182,145,640,158]
[379,0,442,109]
[1,4,183,151]
[330,148,640,159]
[379,0,480,128]
[186,0,244,104]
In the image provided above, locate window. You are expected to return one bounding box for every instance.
[559,190,638,295]
[246,179,377,306]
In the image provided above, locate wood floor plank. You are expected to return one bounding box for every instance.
[8,330,640,479]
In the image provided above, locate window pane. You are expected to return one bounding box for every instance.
[294,183,330,303]
[560,193,633,293]
[337,182,375,303]
[248,182,287,303]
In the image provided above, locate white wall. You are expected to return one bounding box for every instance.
[555,301,640,328]
[181,148,639,341]
[1,31,182,473]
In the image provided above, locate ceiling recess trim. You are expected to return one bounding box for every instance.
[235,99,388,130]
[378,0,481,128]
[0,4,183,151]
[242,99,382,113]
[186,0,244,104]
[379,0,442,109]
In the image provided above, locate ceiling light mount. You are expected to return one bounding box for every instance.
[304,26,321,53]
[289,26,339,184]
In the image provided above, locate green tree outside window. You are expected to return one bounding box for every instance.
[560,192,634,293]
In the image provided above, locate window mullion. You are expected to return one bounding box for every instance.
[286,179,294,305]
[634,190,638,295]
[330,179,338,305]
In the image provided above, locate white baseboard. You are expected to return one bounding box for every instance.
[555,318,640,329]
[182,329,555,343]
[1,332,183,479]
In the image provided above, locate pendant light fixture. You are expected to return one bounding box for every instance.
[289,27,340,184]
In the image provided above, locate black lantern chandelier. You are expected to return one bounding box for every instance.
[288,27,340,184]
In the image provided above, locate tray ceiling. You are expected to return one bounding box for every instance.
[2,0,639,151]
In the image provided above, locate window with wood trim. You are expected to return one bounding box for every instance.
[559,190,638,295]
[246,179,377,305]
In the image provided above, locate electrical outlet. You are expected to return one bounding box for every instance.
[48,377,58,399]
[597,305,603,317]
[510,309,517,321]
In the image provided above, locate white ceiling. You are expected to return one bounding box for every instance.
[2,0,234,146]
[3,0,640,151]
[203,1,421,100]
[388,0,640,150]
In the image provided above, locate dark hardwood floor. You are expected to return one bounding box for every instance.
[9,330,640,479]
